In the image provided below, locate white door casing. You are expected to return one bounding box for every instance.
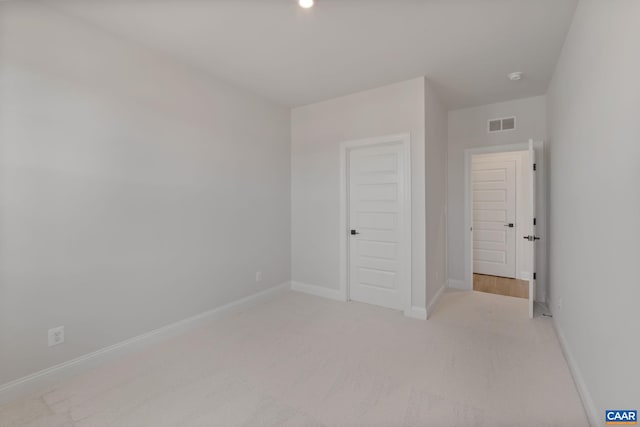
[472,159,517,278]
[527,139,537,319]
[340,135,411,311]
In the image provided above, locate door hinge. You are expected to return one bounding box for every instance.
[533,163,537,171]
[533,218,537,226]
[533,273,537,280]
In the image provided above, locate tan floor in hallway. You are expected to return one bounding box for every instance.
[0,290,588,427]
[474,274,529,299]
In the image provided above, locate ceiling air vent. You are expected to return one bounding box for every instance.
[488,116,516,133]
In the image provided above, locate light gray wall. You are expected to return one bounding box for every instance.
[447,96,546,289]
[424,79,448,312]
[291,78,427,309]
[546,0,640,422]
[0,2,291,385]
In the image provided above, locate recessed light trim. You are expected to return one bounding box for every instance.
[299,0,314,8]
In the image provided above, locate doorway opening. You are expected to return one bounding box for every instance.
[471,150,531,299]
[464,140,545,318]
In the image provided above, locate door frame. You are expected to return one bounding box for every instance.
[339,133,412,312]
[463,140,547,302]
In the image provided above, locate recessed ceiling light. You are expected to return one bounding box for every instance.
[299,0,314,9]
[508,72,524,81]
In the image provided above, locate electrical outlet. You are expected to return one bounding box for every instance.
[48,326,64,347]
[255,271,263,282]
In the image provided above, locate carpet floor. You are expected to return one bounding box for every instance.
[0,290,588,426]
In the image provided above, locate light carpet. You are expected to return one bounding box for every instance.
[0,290,588,426]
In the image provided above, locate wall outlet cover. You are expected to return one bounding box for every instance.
[48,326,65,347]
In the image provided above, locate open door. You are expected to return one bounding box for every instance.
[526,139,538,318]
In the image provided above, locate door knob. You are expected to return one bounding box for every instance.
[523,235,541,241]
[504,223,514,228]
[350,229,360,235]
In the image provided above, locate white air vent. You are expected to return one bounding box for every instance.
[488,117,516,133]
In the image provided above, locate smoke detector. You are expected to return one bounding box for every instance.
[508,72,524,81]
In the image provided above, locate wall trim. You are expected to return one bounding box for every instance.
[0,282,291,406]
[292,281,428,321]
[426,283,447,319]
[552,317,598,427]
[403,306,427,320]
[290,281,347,302]
[447,279,467,290]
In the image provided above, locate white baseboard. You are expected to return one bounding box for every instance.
[290,281,346,302]
[0,282,291,406]
[404,306,427,320]
[551,317,598,427]
[426,283,446,319]
[447,278,467,290]
[290,281,426,320]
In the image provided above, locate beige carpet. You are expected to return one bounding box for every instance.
[0,290,588,427]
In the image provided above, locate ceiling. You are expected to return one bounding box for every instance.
[51,0,578,109]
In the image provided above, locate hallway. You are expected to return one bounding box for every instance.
[473,274,529,299]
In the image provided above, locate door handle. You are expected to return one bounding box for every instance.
[350,229,360,235]
[523,235,541,241]
[504,223,515,228]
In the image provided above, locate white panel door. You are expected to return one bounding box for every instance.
[348,143,408,310]
[472,159,517,278]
